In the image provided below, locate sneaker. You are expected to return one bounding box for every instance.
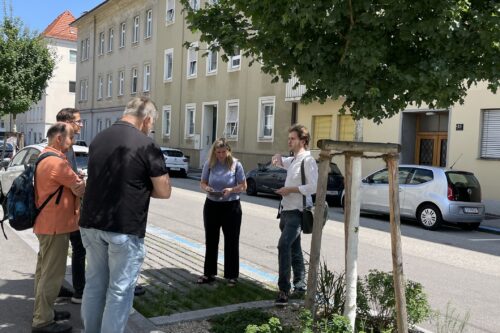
[274,291,288,306]
[293,286,306,294]
[32,322,72,333]
[57,286,73,299]
[71,295,82,304]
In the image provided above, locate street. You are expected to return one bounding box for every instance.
[147,177,500,332]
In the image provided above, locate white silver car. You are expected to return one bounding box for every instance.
[0,144,89,198]
[160,147,189,177]
[343,165,485,230]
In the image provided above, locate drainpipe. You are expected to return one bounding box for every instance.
[90,15,97,141]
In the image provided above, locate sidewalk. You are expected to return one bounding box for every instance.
[0,222,277,333]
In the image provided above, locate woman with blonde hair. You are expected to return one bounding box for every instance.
[198,138,247,286]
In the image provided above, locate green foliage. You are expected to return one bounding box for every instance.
[0,17,55,117]
[433,302,470,333]
[210,308,272,333]
[316,261,346,318]
[181,0,500,123]
[246,317,283,333]
[357,270,432,330]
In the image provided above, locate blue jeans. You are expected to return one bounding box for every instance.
[277,210,305,293]
[80,227,145,333]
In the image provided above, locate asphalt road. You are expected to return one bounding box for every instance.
[147,177,500,332]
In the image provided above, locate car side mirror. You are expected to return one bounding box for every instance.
[0,160,9,170]
[363,178,372,184]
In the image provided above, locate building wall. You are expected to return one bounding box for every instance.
[74,0,159,142]
[154,0,292,170]
[298,84,500,213]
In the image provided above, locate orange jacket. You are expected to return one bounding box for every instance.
[33,147,81,235]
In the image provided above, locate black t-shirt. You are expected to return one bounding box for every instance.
[80,121,168,237]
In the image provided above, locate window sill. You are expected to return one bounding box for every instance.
[187,75,197,80]
[206,71,217,76]
[257,137,273,142]
[164,79,173,83]
[227,67,241,72]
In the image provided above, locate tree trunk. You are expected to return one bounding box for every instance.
[386,154,408,333]
[304,150,330,312]
[343,153,362,328]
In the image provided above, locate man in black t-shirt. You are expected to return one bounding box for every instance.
[79,97,171,333]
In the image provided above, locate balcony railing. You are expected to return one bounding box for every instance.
[285,76,306,101]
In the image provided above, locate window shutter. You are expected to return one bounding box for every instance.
[480,110,500,158]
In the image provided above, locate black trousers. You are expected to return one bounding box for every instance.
[69,230,86,296]
[203,198,242,279]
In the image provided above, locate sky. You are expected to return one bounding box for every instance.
[1,0,103,32]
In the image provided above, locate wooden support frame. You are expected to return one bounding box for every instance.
[305,139,408,333]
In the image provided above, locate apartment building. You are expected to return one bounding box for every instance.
[71,0,159,144]
[15,11,78,144]
[287,81,500,212]
[73,0,295,169]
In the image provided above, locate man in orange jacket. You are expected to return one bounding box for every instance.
[32,123,85,333]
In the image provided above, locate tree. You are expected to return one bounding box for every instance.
[180,0,499,123]
[0,16,55,120]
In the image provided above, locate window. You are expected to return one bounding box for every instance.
[166,0,175,24]
[96,119,103,133]
[145,9,153,38]
[228,46,241,70]
[187,42,198,78]
[131,67,138,94]
[143,64,151,92]
[80,120,87,140]
[69,81,76,93]
[97,76,103,99]
[185,104,196,137]
[118,70,124,96]
[338,114,355,141]
[107,74,113,98]
[409,168,434,184]
[119,22,126,47]
[207,0,218,4]
[312,115,332,149]
[69,50,77,63]
[79,79,88,101]
[189,0,200,10]
[225,100,239,139]
[480,109,500,158]
[207,49,217,74]
[99,32,105,55]
[163,105,171,136]
[258,96,275,140]
[133,16,139,43]
[105,119,112,128]
[108,28,114,52]
[80,38,89,61]
[164,48,173,81]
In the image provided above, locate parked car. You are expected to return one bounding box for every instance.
[341,164,485,230]
[0,143,89,198]
[245,160,344,205]
[160,147,189,177]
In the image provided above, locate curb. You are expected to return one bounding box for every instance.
[478,225,500,235]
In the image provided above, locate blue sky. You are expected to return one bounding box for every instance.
[2,0,103,33]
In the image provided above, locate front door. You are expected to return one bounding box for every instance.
[200,104,217,167]
[415,134,447,167]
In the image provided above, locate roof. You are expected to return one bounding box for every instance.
[71,1,109,26]
[42,10,78,41]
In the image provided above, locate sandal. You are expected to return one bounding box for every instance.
[227,278,238,287]
[196,275,215,284]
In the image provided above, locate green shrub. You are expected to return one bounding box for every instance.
[210,308,272,333]
[245,317,283,333]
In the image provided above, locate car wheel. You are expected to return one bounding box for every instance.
[246,179,257,196]
[459,222,480,231]
[417,204,443,230]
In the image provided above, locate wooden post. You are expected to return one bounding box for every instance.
[386,154,408,333]
[343,152,362,327]
[304,149,331,311]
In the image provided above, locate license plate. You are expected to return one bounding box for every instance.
[170,167,180,171]
[463,207,479,214]
[326,190,338,195]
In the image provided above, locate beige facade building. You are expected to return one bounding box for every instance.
[72,0,160,144]
[289,81,500,213]
[72,0,296,169]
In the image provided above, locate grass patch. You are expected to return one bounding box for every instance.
[134,278,276,318]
